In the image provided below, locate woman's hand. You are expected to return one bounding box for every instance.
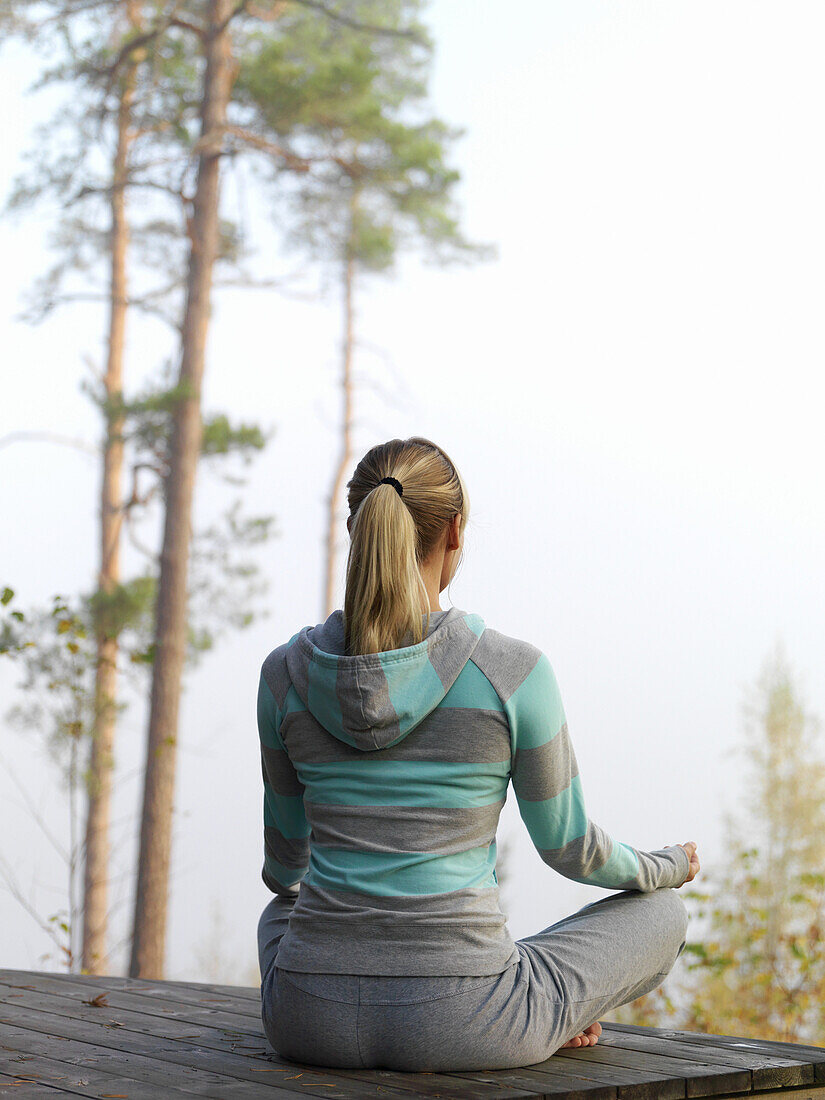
[678,841,700,884]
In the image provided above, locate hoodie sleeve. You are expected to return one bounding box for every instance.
[258,668,311,897]
[506,651,689,891]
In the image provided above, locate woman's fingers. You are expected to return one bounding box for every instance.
[678,841,700,882]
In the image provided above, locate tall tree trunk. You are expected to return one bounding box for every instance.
[129,0,237,979]
[323,218,357,618]
[81,0,139,975]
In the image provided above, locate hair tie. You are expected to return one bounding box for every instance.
[378,476,403,497]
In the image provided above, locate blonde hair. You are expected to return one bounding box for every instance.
[343,436,470,656]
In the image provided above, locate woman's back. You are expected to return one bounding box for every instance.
[257,605,687,977]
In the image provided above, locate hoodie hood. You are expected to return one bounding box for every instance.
[284,606,486,751]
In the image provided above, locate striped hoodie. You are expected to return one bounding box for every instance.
[257,606,690,976]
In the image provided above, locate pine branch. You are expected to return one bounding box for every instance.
[219,0,427,41]
[286,0,426,42]
[224,125,311,171]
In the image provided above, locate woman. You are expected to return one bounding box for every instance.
[256,435,700,1072]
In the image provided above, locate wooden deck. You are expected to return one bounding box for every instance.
[1,968,824,1099]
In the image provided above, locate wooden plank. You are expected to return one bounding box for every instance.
[1,1024,305,1099]
[481,1052,687,1100]
[605,1027,823,1091]
[600,1026,817,1075]
[447,1062,626,1100]
[0,1003,411,1099]
[718,1089,825,1100]
[442,1063,619,1100]
[0,996,536,1099]
[0,973,262,1038]
[2,1048,224,1099]
[0,1070,66,1097]
[605,1025,825,1065]
[1,971,259,1012]
[0,1015,310,1100]
[549,1043,749,1098]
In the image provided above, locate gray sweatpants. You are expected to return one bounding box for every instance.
[257,887,688,1072]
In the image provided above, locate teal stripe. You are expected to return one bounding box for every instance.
[306,658,345,737]
[298,758,510,808]
[379,651,444,735]
[263,784,310,839]
[465,613,485,639]
[305,842,498,896]
[264,853,307,890]
[580,841,640,887]
[441,660,505,710]
[504,652,566,753]
[517,775,588,850]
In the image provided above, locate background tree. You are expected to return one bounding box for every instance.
[234,0,492,617]
[1,0,149,973]
[612,643,825,1043]
[122,0,427,980]
[2,0,280,974]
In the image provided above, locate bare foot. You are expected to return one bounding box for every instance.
[561,1020,602,1049]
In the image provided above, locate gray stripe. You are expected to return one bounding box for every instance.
[261,644,293,710]
[537,820,613,879]
[261,864,299,896]
[261,744,304,797]
[615,846,688,892]
[511,723,577,801]
[429,617,478,691]
[275,880,519,977]
[468,627,542,705]
[283,638,309,710]
[282,707,510,765]
[336,653,403,748]
[264,825,310,870]
[305,800,504,856]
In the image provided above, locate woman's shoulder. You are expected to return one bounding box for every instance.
[259,629,302,707]
[470,617,549,699]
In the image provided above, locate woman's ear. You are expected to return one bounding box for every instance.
[448,512,461,552]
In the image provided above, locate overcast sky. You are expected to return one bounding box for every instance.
[2,0,824,981]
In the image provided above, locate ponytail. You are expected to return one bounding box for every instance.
[343,436,469,656]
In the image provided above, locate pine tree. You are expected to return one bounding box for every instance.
[615,643,825,1043]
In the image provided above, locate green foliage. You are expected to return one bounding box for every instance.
[200,414,268,462]
[676,849,825,1041]
[616,644,825,1043]
[80,365,271,490]
[1,2,246,329]
[236,0,492,276]
[5,595,97,786]
[87,575,157,641]
[0,586,33,656]
[186,499,276,661]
